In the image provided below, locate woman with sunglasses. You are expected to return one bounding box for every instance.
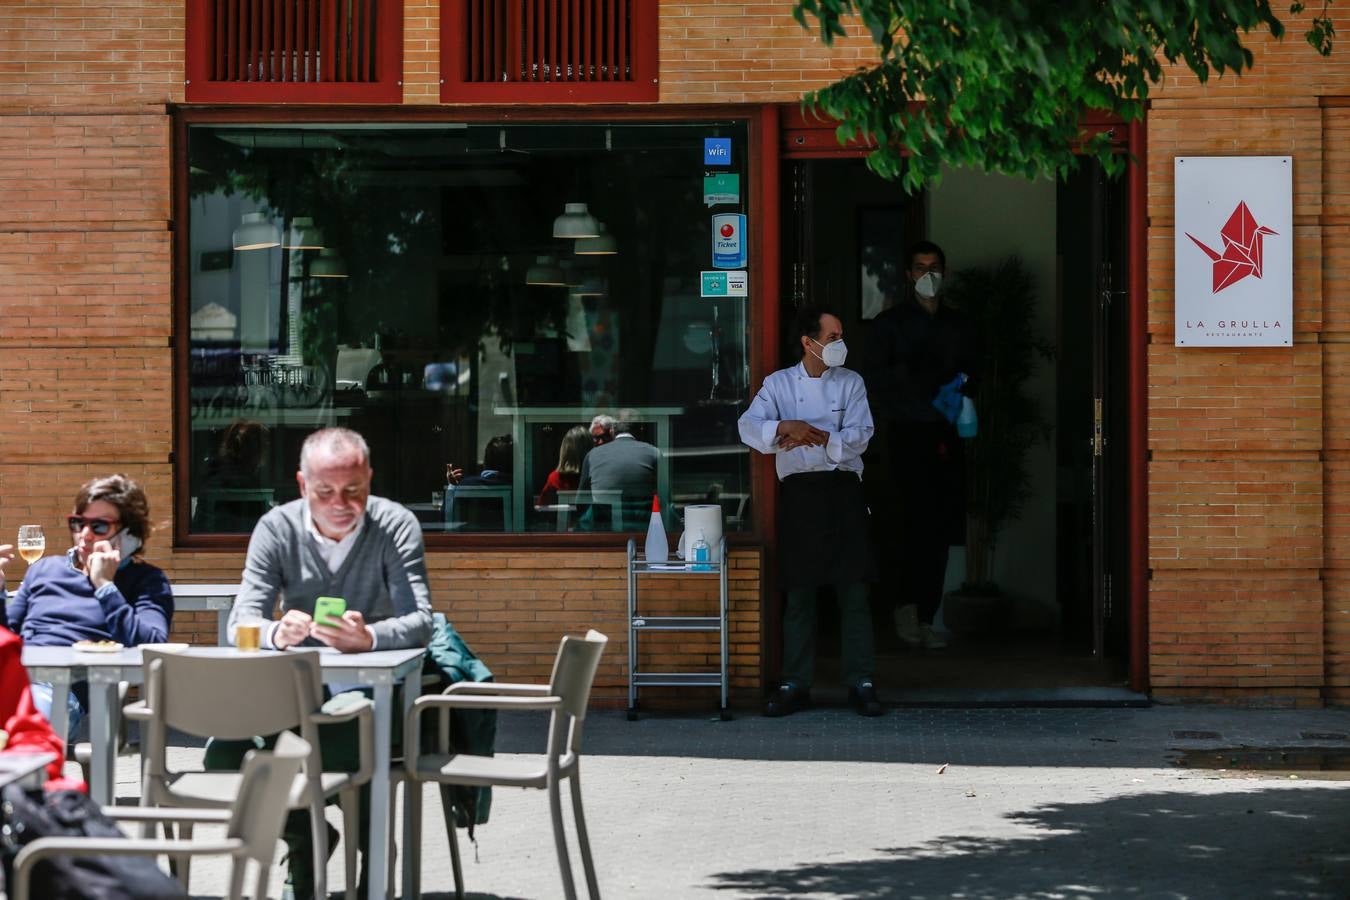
[0,474,172,731]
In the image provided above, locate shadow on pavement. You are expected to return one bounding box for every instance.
[708,786,1350,898]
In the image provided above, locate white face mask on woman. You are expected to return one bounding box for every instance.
[811,338,848,368]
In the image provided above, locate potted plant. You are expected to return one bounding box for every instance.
[941,256,1053,631]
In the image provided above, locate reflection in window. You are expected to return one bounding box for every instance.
[185,122,753,535]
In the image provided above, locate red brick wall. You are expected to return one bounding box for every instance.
[1145,14,1350,705]
[6,1,1350,704]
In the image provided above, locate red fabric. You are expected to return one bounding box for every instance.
[537,470,581,508]
[0,628,65,780]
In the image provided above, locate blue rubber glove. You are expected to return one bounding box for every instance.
[932,373,967,424]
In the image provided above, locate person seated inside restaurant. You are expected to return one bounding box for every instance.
[0,475,173,733]
[537,424,593,507]
[577,413,659,530]
[448,433,514,487]
[446,434,514,530]
[217,426,433,900]
[192,418,272,533]
[589,413,617,446]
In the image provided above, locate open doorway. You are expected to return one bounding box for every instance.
[778,156,1132,701]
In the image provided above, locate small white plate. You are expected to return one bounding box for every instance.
[139,643,189,653]
[72,642,124,653]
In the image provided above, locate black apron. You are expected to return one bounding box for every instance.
[777,470,878,590]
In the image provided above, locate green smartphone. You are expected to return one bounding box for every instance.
[313,596,347,627]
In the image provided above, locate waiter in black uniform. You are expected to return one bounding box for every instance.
[864,240,978,650]
[739,306,881,717]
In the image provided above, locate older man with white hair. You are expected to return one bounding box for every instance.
[220,426,433,900]
[228,426,433,652]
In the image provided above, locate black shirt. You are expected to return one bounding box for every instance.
[863,297,978,424]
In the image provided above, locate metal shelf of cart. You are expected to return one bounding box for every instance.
[626,537,731,722]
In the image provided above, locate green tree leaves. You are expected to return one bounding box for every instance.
[793,0,1335,190]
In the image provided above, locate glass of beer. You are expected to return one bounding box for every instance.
[16,526,44,564]
[236,619,263,652]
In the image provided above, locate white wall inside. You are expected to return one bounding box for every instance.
[929,167,1059,625]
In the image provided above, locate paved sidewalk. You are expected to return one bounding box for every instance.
[109,703,1350,899]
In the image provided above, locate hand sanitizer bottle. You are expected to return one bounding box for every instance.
[644,495,669,563]
[691,531,711,571]
[957,396,978,438]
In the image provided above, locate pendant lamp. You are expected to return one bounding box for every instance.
[571,275,605,297]
[310,248,348,278]
[552,202,600,239]
[574,223,617,255]
[232,212,281,251]
[283,216,325,250]
[525,255,566,286]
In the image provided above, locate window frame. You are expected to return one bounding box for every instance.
[184,0,405,104]
[439,0,659,104]
[170,104,773,551]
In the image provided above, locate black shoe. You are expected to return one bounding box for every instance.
[763,681,810,717]
[281,822,340,900]
[849,681,883,717]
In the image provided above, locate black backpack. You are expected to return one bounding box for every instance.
[0,784,186,900]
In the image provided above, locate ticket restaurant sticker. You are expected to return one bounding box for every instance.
[711,213,747,269]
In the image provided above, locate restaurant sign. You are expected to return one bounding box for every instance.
[1174,156,1292,347]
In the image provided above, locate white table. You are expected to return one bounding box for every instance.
[171,583,239,645]
[0,752,56,789]
[22,644,426,900]
[22,653,81,747]
[20,586,240,746]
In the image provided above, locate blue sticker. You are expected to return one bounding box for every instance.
[711,214,747,269]
[704,137,732,166]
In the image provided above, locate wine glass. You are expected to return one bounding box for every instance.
[16,525,44,564]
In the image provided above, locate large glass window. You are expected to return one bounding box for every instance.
[185,121,753,537]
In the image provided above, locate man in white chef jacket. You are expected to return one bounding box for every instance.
[738,306,882,717]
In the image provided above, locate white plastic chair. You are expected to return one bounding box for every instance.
[12,731,311,900]
[402,630,609,900]
[125,649,373,900]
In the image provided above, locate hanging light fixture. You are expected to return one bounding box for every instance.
[283,216,325,250]
[552,202,600,239]
[525,255,566,286]
[232,212,281,251]
[310,248,348,278]
[574,222,617,256]
[571,275,606,297]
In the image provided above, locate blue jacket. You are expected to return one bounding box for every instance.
[2,550,173,647]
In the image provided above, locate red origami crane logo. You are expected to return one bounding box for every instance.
[1185,201,1277,294]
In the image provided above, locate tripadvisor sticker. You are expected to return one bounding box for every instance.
[703,173,740,207]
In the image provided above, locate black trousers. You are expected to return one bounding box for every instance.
[890,421,965,624]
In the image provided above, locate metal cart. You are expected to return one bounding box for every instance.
[626,537,731,721]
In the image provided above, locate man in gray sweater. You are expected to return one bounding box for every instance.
[227,426,433,652]
[219,426,433,899]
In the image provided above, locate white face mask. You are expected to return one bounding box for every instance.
[914,271,943,300]
[811,338,848,368]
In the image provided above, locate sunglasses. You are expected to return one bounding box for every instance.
[67,516,120,536]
